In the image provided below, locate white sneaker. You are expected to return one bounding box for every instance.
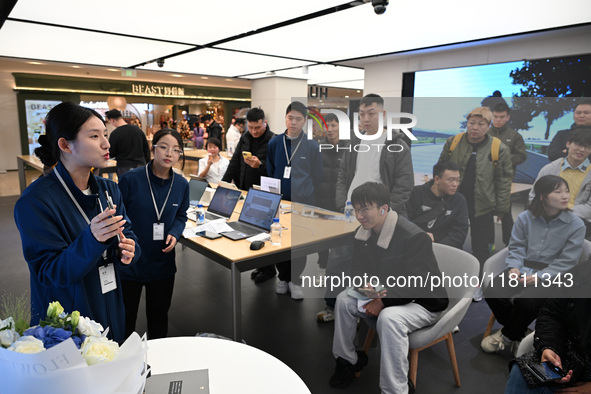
[473,287,483,302]
[289,282,304,300]
[481,329,511,353]
[276,280,289,294]
[317,307,335,323]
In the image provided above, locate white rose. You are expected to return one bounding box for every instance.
[0,328,20,347]
[0,317,14,330]
[8,336,45,354]
[81,336,119,365]
[77,316,103,337]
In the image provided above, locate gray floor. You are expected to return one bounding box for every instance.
[1,194,519,393]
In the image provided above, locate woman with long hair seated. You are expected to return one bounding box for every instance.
[482,175,585,355]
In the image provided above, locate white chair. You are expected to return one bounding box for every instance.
[515,331,536,358]
[361,243,480,388]
[481,239,591,339]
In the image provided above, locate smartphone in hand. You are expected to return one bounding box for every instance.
[242,151,252,159]
[525,362,567,382]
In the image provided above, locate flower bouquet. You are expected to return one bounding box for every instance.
[0,301,148,394]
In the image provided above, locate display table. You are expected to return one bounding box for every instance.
[183,149,231,162]
[17,155,117,193]
[147,337,311,394]
[180,202,357,341]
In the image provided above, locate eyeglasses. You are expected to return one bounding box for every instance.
[153,144,183,155]
[353,205,376,216]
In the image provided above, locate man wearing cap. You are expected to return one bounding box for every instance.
[439,107,513,268]
[106,109,151,178]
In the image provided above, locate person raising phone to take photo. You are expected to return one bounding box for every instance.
[14,102,139,343]
[118,129,189,340]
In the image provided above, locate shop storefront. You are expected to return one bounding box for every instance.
[14,74,251,155]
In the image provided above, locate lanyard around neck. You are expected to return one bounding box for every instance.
[54,168,103,225]
[55,168,109,260]
[146,165,174,223]
[283,133,304,166]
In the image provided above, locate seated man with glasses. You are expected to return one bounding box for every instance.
[330,182,448,394]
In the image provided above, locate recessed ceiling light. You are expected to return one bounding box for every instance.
[225,79,233,82]
[356,90,361,93]
[201,76,209,80]
[27,61,43,65]
[171,74,183,78]
[107,68,119,72]
[72,65,81,69]
[345,95,350,98]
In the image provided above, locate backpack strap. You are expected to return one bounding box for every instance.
[448,132,465,155]
[490,137,501,167]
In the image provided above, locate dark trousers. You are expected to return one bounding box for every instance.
[317,250,329,269]
[501,207,514,247]
[470,212,495,267]
[276,257,306,285]
[122,276,175,340]
[485,295,546,341]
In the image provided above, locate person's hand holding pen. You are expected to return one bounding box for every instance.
[90,207,125,243]
[90,207,136,264]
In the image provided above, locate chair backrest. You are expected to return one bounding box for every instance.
[483,240,591,289]
[432,243,480,302]
[482,247,509,289]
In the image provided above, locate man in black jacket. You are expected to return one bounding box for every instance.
[548,100,591,161]
[202,114,223,143]
[406,161,469,249]
[330,182,448,393]
[222,107,276,283]
[107,109,150,178]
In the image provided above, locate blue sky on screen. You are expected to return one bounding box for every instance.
[412,61,574,139]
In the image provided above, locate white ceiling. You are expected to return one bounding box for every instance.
[1,0,590,89]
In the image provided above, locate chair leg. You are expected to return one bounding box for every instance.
[363,328,376,354]
[444,332,461,387]
[409,348,419,387]
[483,312,496,339]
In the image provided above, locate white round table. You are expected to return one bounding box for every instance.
[147,337,311,394]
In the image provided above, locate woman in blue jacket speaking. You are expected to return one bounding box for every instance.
[118,129,189,339]
[14,102,139,343]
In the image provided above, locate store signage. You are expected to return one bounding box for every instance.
[131,84,185,97]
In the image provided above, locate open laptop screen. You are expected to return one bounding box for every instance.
[189,179,208,206]
[238,188,282,231]
[207,187,242,218]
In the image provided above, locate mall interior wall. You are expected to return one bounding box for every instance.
[364,25,591,101]
[251,77,308,134]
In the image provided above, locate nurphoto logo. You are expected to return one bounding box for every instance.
[306,107,418,152]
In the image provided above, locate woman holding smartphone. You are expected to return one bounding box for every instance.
[198,137,229,184]
[14,102,138,343]
[482,175,585,355]
[118,129,189,339]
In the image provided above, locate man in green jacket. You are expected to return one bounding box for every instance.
[487,102,526,246]
[439,107,513,268]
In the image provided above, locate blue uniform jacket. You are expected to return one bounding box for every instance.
[14,161,140,343]
[267,131,323,204]
[117,162,189,282]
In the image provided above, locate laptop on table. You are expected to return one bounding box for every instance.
[201,186,242,222]
[188,178,209,207]
[222,188,282,241]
